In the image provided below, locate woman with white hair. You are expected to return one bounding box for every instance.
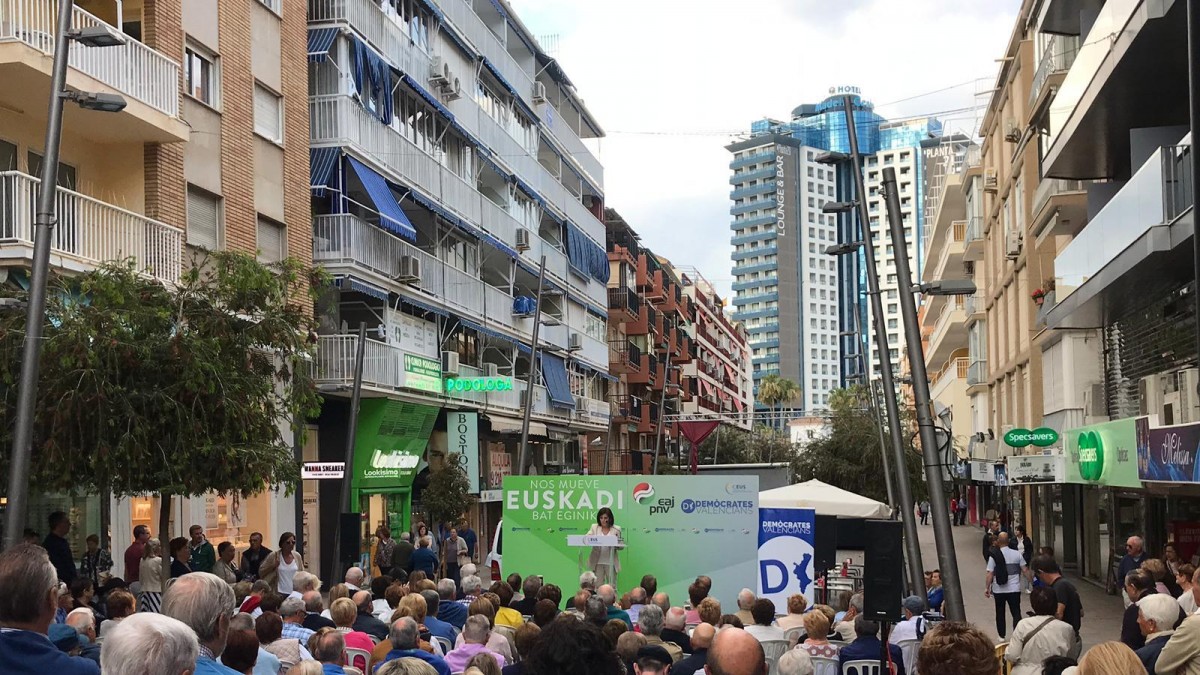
[777,649,814,675]
[99,612,199,675]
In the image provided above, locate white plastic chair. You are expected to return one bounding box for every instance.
[760,639,789,672]
[811,656,839,675]
[784,626,805,647]
[842,660,884,675]
[344,647,371,672]
[432,636,453,655]
[896,638,921,675]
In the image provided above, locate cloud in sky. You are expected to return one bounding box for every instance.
[510,0,1021,298]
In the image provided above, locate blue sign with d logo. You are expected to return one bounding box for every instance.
[757,507,816,615]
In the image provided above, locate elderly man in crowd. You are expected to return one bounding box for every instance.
[290,571,321,601]
[0,544,100,674]
[445,615,507,672]
[834,593,862,642]
[675,622,715,675]
[626,586,648,625]
[64,608,101,664]
[421,589,457,644]
[161,572,239,675]
[662,607,694,654]
[598,584,632,629]
[278,597,316,644]
[344,567,365,592]
[100,613,199,675]
[839,617,905,675]
[638,604,683,663]
[437,579,467,629]
[302,591,335,631]
[579,571,598,595]
[652,592,671,612]
[744,599,785,644]
[312,629,350,675]
[352,590,389,641]
[734,589,757,627]
[377,617,450,675]
[889,596,929,644]
[459,575,484,606]
[1135,593,1179,673]
[706,627,768,675]
[512,575,542,616]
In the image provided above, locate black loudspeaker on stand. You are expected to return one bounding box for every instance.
[338,512,361,564]
[863,519,904,623]
[814,514,838,574]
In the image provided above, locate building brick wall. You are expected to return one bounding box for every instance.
[216,0,256,255]
[141,0,186,231]
[281,0,313,311]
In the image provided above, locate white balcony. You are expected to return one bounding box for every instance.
[0,170,182,284]
[437,0,535,111]
[313,333,607,428]
[308,0,431,78]
[536,100,603,187]
[313,212,518,333]
[0,0,186,142]
[926,295,967,365]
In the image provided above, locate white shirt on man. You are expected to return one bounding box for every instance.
[987,547,1026,594]
[888,615,926,644]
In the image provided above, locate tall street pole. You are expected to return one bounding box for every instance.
[332,323,367,583]
[1189,0,1200,405]
[3,0,75,551]
[882,166,966,622]
[842,96,925,598]
[517,257,547,475]
[852,305,897,513]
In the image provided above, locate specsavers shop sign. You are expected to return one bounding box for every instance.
[1064,417,1146,488]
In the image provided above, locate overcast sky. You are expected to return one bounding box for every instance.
[510,0,1021,298]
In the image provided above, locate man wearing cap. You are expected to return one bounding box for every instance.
[634,644,673,675]
[888,596,929,644]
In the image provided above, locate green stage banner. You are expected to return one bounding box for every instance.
[502,475,759,610]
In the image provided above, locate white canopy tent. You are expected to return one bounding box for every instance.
[759,479,892,519]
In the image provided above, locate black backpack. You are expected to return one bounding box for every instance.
[991,548,1009,585]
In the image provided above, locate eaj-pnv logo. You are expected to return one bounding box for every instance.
[633,482,655,504]
[1076,430,1105,482]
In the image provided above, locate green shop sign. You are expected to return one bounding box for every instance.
[352,399,439,490]
[404,354,442,393]
[1063,417,1145,488]
[445,376,514,393]
[1004,427,1060,448]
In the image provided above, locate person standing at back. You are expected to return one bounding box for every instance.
[391,532,415,577]
[1030,555,1083,659]
[1119,536,1148,608]
[123,525,150,595]
[985,531,1027,639]
[187,525,216,575]
[44,512,77,584]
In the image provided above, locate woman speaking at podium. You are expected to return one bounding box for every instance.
[587,507,624,586]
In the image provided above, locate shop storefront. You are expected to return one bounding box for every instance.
[1137,419,1200,567]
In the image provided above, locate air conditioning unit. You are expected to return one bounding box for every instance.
[441,351,460,375]
[1004,122,1022,143]
[394,255,420,283]
[429,56,450,86]
[533,81,547,104]
[574,395,587,416]
[515,228,532,251]
[484,363,500,377]
[1004,230,1022,259]
[444,77,462,101]
[1140,375,1164,419]
[984,169,998,193]
[568,332,583,351]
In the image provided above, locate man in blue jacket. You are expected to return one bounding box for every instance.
[376,617,451,675]
[0,543,99,675]
[838,616,906,675]
[436,579,468,630]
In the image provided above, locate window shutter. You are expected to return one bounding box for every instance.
[187,187,220,249]
[257,217,285,263]
[254,85,281,142]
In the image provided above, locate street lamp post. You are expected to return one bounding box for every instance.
[2,2,128,551]
[881,165,969,622]
[816,95,925,599]
[517,257,548,475]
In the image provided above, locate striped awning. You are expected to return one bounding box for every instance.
[307,27,338,63]
[333,275,388,301]
[310,147,340,197]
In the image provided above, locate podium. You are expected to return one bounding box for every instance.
[567,534,622,585]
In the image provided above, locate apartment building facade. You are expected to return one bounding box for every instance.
[1033,0,1195,582]
[305,0,613,574]
[674,266,753,432]
[1,0,311,573]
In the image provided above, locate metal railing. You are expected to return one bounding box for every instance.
[965,215,984,242]
[437,0,535,109]
[612,395,642,421]
[1031,178,1087,223]
[0,0,181,116]
[307,0,431,78]
[1163,144,1193,224]
[1029,35,1080,111]
[607,285,640,314]
[535,100,603,186]
[0,171,182,283]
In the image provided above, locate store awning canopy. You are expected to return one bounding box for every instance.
[486,415,547,437]
[759,479,891,519]
[540,353,576,410]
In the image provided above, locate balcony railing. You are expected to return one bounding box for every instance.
[1056,144,1192,297]
[535,101,603,186]
[1031,178,1087,224]
[1029,35,1080,112]
[0,0,180,116]
[967,359,987,386]
[308,0,431,78]
[607,285,640,315]
[612,395,642,421]
[965,215,983,242]
[312,213,517,330]
[0,171,182,283]
[437,0,535,111]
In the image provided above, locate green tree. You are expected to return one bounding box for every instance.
[756,374,801,436]
[422,451,474,574]
[696,425,798,466]
[789,385,926,506]
[0,252,322,578]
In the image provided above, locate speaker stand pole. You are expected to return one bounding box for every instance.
[879,621,891,674]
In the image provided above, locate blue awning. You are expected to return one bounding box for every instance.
[476,150,511,182]
[481,58,538,122]
[578,360,618,383]
[513,176,547,210]
[401,73,454,120]
[402,186,461,228]
[399,294,448,317]
[456,315,513,344]
[540,353,576,410]
[310,147,340,197]
[565,221,610,284]
[333,275,388,301]
[346,156,416,241]
[308,27,338,63]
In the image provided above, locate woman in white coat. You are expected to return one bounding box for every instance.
[1005,586,1079,674]
[586,507,624,587]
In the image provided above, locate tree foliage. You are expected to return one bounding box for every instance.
[789,385,927,506]
[423,452,473,530]
[0,252,323,502]
[695,425,797,466]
